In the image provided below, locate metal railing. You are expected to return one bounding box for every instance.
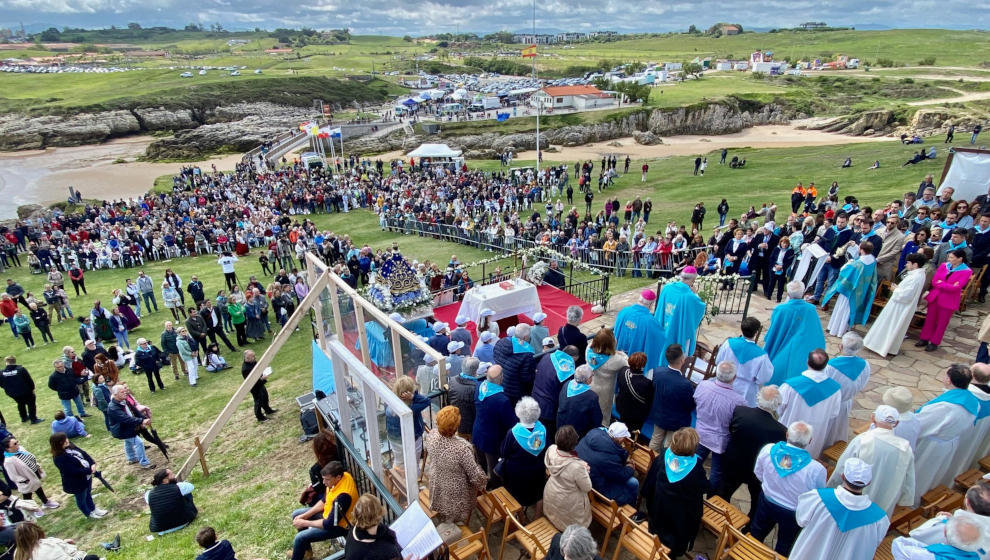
[656,275,755,319]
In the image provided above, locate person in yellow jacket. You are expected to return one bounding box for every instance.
[289,461,358,560]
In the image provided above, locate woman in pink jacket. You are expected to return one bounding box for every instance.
[917,248,973,351]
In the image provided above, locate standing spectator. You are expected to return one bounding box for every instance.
[109,308,130,350]
[493,323,537,403]
[50,432,106,518]
[543,425,593,530]
[185,308,210,357]
[614,352,654,434]
[693,156,702,175]
[640,163,649,182]
[160,321,187,380]
[576,422,638,506]
[227,298,247,346]
[12,310,33,349]
[27,303,53,345]
[641,427,708,558]
[691,202,706,231]
[1,436,60,511]
[472,365,516,476]
[187,276,206,307]
[137,271,158,313]
[945,124,955,143]
[92,353,118,385]
[646,345,695,452]
[133,338,166,393]
[586,328,627,426]
[106,385,154,469]
[241,350,277,422]
[972,123,983,145]
[917,249,973,352]
[498,397,549,511]
[218,252,239,290]
[47,359,87,417]
[0,294,16,338]
[643,198,653,223]
[556,365,602,439]
[693,362,746,493]
[176,327,199,387]
[424,406,487,524]
[557,306,587,365]
[162,281,185,321]
[447,357,480,440]
[0,356,42,424]
[200,300,236,352]
[67,265,86,296]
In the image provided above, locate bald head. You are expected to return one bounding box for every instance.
[972,363,990,385]
[946,515,984,553]
[486,364,503,384]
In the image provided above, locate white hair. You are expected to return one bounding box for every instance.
[574,364,593,383]
[680,269,698,283]
[111,385,128,397]
[786,421,813,449]
[757,385,782,413]
[637,296,652,307]
[840,332,864,355]
[461,357,480,376]
[559,525,597,560]
[786,281,805,300]
[715,361,737,383]
[514,396,542,425]
[946,515,984,553]
[566,305,584,324]
[514,323,531,340]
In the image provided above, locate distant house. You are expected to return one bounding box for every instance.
[588,30,618,39]
[512,33,557,45]
[556,32,587,43]
[227,39,248,47]
[265,48,293,54]
[721,25,740,35]
[531,85,616,111]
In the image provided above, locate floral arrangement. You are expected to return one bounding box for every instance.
[365,252,434,313]
[527,260,549,285]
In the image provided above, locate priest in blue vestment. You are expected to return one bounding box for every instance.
[614,289,666,373]
[654,267,706,367]
[765,280,826,386]
[822,241,878,338]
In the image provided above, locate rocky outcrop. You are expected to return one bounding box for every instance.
[0,110,142,150]
[633,131,662,145]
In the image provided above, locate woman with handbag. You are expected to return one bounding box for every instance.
[614,352,654,436]
[49,433,107,519]
[1,437,59,515]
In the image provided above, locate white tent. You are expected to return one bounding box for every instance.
[407,143,463,159]
[937,148,990,201]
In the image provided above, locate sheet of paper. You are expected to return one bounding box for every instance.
[390,502,442,559]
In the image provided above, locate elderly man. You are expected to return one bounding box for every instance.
[160,321,187,380]
[876,217,909,281]
[472,365,516,476]
[779,349,842,460]
[450,315,473,350]
[915,365,981,497]
[790,458,889,560]
[493,322,537,404]
[557,305,588,365]
[427,322,450,356]
[646,345,695,452]
[448,356,480,440]
[528,312,549,352]
[614,289,666,374]
[557,364,602,439]
[750,422,827,556]
[654,267,706,365]
[576,422,638,506]
[133,338,166,393]
[473,330,496,363]
[718,385,787,515]
[532,341,578,434]
[828,405,915,516]
[823,332,872,447]
[717,316,774,406]
[948,363,990,476]
[241,349,276,422]
[106,384,154,469]
[906,482,990,550]
[446,340,466,380]
[934,227,973,267]
[694,361,746,493]
[765,281,827,385]
[893,512,987,560]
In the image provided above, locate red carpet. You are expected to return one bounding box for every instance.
[433,284,601,352]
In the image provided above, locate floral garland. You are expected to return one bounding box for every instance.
[527,260,549,285]
[517,246,605,276]
[364,271,434,313]
[655,274,741,324]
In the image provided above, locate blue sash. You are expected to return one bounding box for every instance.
[586,348,611,371]
[977,395,990,421]
[664,448,698,483]
[550,350,576,383]
[566,380,592,398]
[787,375,841,407]
[478,380,504,401]
[769,442,812,478]
[828,356,867,382]
[459,372,479,381]
[511,422,547,456]
[816,488,887,533]
[726,337,765,365]
[918,388,981,420]
[925,544,980,560]
[946,262,971,273]
[512,337,534,354]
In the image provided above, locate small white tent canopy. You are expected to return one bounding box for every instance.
[407,143,463,159]
[937,148,990,202]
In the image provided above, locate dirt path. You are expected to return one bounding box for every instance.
[907,88,990,106]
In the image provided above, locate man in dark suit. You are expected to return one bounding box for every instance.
[646,345,696,452]
[199,300,236,352]
[748,225,779,294]
[765,238,795,302]
[716,386,787,515]
[809,213,855,303]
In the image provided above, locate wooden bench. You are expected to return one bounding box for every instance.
[611,512,671,560]
[873,535,896,560]
[495,500,557,560]
[978,455,990,473]
[713,525,784,560]
[702,496,750,537]
[822,440,848,463]
[955,469,985,491]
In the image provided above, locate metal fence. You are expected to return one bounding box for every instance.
[656,275,755,319]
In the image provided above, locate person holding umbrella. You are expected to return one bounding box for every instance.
[50,432,108,519]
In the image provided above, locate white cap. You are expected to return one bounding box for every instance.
[874,405,900,425]
[533,312,547,323]
[455,314,469,325]
[478,361,492,375]
[432,322,448,333]
[842,457,873,486]
[607,422,631,439]
[424,354,437,365]
[388,312,404,322]
[506,326,515,338]
[447,340,465,353]
[480,308,495,317]
[542,337,556,348]
[480,331,496,343]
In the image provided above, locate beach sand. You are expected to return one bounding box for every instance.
[0,136,244,219]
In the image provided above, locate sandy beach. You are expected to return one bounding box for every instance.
[0,136,244,219]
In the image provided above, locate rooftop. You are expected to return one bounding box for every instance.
[541,85,605,97]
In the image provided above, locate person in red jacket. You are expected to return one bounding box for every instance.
[68,266,86,296]
[1,294,18,338]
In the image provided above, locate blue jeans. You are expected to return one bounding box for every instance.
[73,484,95,517]
[115,330,130,350]
[608,477,640,507]
[142,292,158,312]
[123,435,151,466]
[812,265,840,300]
[749,493,800,556]
[697,445,724,494]
[291,507,345,560]
[719,213,727,227]
[60,395,86,416]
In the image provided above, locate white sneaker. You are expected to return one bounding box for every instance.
[89,510,107,519]
[33,510,44,518]
[44,500,60,509]
[93,508,108,516]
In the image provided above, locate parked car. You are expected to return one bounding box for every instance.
[180,72,193,78]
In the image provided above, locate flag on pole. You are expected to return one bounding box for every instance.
[496,112,510,122]
[329,128,342,138]
[299,121,314,132]
[521,45,537,58]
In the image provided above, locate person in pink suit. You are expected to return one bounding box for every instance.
[917,248,973,352]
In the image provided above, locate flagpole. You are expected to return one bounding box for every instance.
[533,0,540,174]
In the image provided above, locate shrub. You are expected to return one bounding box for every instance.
[875,58,896,68]
[917,57,936,66]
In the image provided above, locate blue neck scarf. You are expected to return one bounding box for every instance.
[566,380,592,398]
[459,372,479,382]
[664,448,698,483]
[918,388,980,421]
[816,488,887,533]
[770,442,812,478]
[478,380,504,401]
[828,356,867,382]
[511,337,534,354]
[948,240,968,251]
[975,224,990,235]
[726,337,765,364]
[550,350,576,383]
[947,262,971,273]
[925,544,980,560]
[585,348,611,371]
[511,422,547,456]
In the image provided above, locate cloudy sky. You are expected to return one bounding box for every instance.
[1,0,985,34]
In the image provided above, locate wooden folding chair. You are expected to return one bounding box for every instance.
[384,468,437,518]
[873,535,896,560]
[713,525,782,560]
[628,440,656,480]
[589,490,621,556]
[475,488,523,543]
[450,529,491,560]
[701,496,750,537]
[962,265,987,310]
[822,440,848,463]
[979,455,990,473]
[610,512,670,560]
[494,499,556,560]
[955,469,984,491]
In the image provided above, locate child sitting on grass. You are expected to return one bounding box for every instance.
[195,526,237,560]
[204,344,231,372]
